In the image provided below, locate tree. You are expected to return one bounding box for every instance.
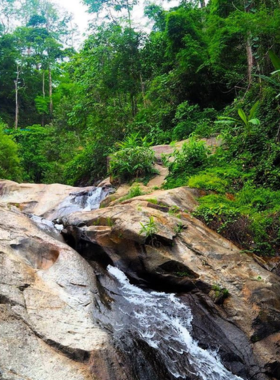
[82,0,137,25]
[0,0,18,35]
[0,125,22,180]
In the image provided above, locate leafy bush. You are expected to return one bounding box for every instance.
[119,184,144,202]
[128,184,143,198]
[163,138,209,189]
[116,132,152,149]
[172,102,217,140]
[0,126,22,181]
[193,185,280,256]
[9,125,82,184]
[188,173,228,193]
[63,140,109,186]
[140,216,158,237]
[109,146,156,182]
[9,125,48,182]
[166,137,209,176]
[147,127,172,145]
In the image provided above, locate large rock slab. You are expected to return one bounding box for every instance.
[62,189,280,379]
[0,180,82,215]
[0,206,130,380]
[1,179,279,379]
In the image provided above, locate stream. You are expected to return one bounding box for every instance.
[29,186,247,379]
[93,265,244,380]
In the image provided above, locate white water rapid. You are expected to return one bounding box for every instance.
[30,186,112,238]
[107,265,243,380]
[48,186,109,220]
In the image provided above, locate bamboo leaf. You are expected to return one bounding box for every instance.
[269,51,280,71]
[257,74,280,87]
[248,118,260,126]
[248,101,259,121]
[214,120,236,124]
[238,109,248,126]
[217,116,237,121]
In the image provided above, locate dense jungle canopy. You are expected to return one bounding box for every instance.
[1,0,280,256]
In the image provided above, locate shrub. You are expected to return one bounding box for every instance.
[0,126,22,181]
[169,138,209,175]
[63,141,109,186]
[188,173,228,193]
[172,102,217,140]
[140,216,158,237]
[119,184,144,202]
[193,184,280,256]
[193,199,253,249]
[109,146,156,182]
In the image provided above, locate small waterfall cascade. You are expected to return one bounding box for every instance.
[47,186,111,220]
[29,186,112,237]
[105,266,243,380]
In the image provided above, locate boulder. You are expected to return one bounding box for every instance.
[0,206,131,380]
[62,190,280,379]
[1,179,280,379]
[0,180,82,215]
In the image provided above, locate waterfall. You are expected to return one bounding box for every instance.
[45,186,110,220]
[106,265,243,380]
[29,186,112,237]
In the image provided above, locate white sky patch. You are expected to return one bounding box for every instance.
[52,0,91,35]
[52,0,179,38]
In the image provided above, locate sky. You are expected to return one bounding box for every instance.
[52,0,179,37]
[52,0,91,35]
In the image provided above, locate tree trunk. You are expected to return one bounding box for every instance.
[14,65,20,130]
[200,0,206,7]
[42,70,45,126]
[48,66,53,117]
[246,35,254,87]
[42,71,45,98]
[140,73,146,107]
[245,2,254,87]
[131,95,137,117]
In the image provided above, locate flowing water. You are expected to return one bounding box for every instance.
[103,265,244,380]
[29,185,246,379]
[29,186,112,236]
[45,186,110,220]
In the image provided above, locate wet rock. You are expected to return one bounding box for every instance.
[62,190,280,379]
[0,207,133,380]
[1,180,280,379]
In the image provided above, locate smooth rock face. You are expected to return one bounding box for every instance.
[0,180,82,215]
[0,206,131,380]
[62,193,280,380]
[1,180,280,380]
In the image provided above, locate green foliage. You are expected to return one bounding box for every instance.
[116,133,152,149]
[269,51,280,71]
[10,125,52,183]
[172,102,217,140]
[174,221,184,234]
[168,205,181,217]
[63,139,109,186]
[216,101,260,132]
[193,184,280,256]
[128,184,143,198]
[169,138,209,175]
[0,126,22,181]
[140,216,158,237]
[109,146,156,183]
[35,96,49,115]
[211,284,229,304]
[119,184,144,202]
[188,173,228,193]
